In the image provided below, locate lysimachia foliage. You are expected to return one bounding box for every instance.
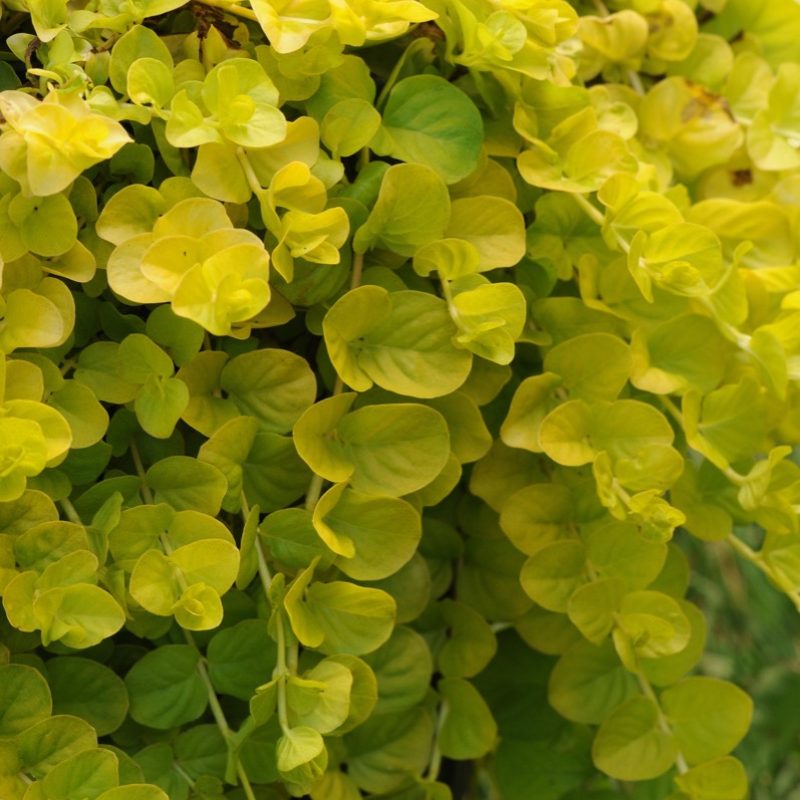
[0,0,799,798]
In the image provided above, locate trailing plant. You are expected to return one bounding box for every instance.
[1,0,800,798]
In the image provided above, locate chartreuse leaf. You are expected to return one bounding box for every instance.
[660,677,753,764]
[592,696,678,781]
[540,398,673,467]
[97,787,169,800]
[287,658,353,733]
[371,75,483,184]
[323,286,472,397]
[549,639,637,725]
[40,748,119,799]
[285,564,396,655]
[293,397,451,496]
[449,280,527,366]
[674,757,748,800]
[353,164,451,256]
[683,379,768,469]
[312,483,421,580]
[519,540,586,612]
[17,715,97,777]
[544,333,631,402]
[445,196,526,269]
[220,348,317,433]
[0,663,52,736]
[500,483,573,556]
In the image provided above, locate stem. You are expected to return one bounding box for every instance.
[193,0,259,21]
[426,701,448,781]
[130,439,155,505]
[275,613,290,733]
[184,628,258,800]
[591,0,609,14]
[728,534,800,613]
[59,498,82,525]
[573,192,606,227]
[628,70,645,96]
[236,147,263,196]
[350,250,365,292]
[304,474,325,511]
[660,396,683,427]
[636,671,689,774]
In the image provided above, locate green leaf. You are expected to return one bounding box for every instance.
[660,677,753,764]
[145,457,227,515]
[207,619,277,701]
[592,696,678,781]
[436,599,497,679]
[324,286,472,397]
[47,657,129,736]
[361,624,433,717]
[437,678,497,760]
[344,708,434,795]
[353,164,451,256]
[371,75,483,184]
[134,376,189,440]
[125,645,207,729]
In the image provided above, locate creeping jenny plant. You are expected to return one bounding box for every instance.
[2,0,800,798]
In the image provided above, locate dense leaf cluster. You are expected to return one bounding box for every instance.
[0,0,799,798]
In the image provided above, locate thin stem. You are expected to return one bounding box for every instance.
[130,439,155,504]
[660,396,683,426]
[236,765,258,800]
[350,250,365,292]
[591,0,609,14]
[728,534,800,613]
[636,671,689,774]
[426,701,448,781]
[172,762,196,789]
[59,497,82,525]
[304,474,325,511]
[194,0,259,21]
[236,147,263,195]
[275,613,290,733]
[573,192,606,227]
[628,70,645,96]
